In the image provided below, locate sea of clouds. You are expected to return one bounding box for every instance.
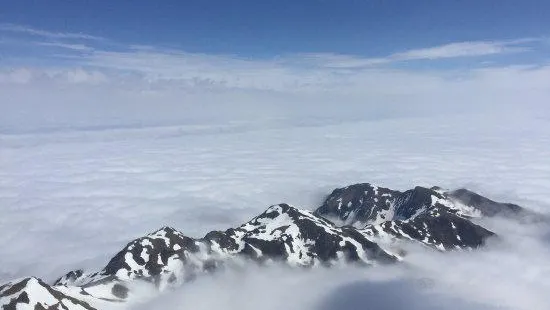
[2,110,550,309]
[2,34,550,308]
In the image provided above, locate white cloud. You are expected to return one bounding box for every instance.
[297,53,390,68]
[1,113,550,296]
[0,25,547,101]
[0,23,103,41]
[392,40,529,60]
[0,24,548,135]
[0,68,34,84]
[303,39,538,69]
[1,59,549,134]
[36,42,94,51]
[70,39,538,79]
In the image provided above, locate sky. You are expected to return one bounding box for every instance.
[1,0,550,57]
[0,0,549,133]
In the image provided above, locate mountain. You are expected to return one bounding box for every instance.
[314,184,508,250]
[315,184,503,227]
[1,183,531,310]
[0,277,99,310]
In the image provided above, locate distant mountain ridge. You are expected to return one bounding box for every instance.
[1,183,534,310]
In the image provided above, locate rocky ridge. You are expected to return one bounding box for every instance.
[1,183,532,310]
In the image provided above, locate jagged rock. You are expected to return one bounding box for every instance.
[364,207,494,250]
[57,204,399,290]
[314,183,399,226]
[314,183,495,227]
[54,270,84,286]
[1,183,532,310]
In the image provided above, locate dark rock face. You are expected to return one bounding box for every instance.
[102,226,200,280]
[54,270,84,286]
[66,204,400,292]
[314,184,463,227]
[314,183,528,250]
[314,183,399,225]
[364,208,495,250]
[1,182,532,310]
[316,183,531,227]
[393,186,444,220]
[225,204,398,265]
[447,188,524,217]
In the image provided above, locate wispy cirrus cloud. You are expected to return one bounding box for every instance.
[0,23,103,41]
[392,39,533,60]
[35,42,94,51]
[0,23,545,78]
[304,39,538,68]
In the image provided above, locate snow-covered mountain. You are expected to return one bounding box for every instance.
[0,277,102,310]
[0,183,532,310]
[315,183,526,227]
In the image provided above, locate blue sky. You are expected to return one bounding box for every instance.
[1,1,549,133]
[1,0,549,57]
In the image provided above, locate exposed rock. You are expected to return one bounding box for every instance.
[2,182,532,310]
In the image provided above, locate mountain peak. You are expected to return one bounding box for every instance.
[2,182,533,310]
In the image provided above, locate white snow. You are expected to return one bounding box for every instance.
[0,278,93,310]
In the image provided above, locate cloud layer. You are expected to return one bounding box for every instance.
[2,114,549,283]
[1,24,549,133]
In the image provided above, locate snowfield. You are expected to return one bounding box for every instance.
[1,113,550,309]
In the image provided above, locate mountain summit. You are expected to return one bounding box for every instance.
[1,183,532,310]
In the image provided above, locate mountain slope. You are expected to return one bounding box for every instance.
[54,204,399,292]
[0,277,99,310]
[314,183,529,228]
[2,183,526,310]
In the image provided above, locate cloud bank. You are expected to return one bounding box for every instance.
[1,25,549,133]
